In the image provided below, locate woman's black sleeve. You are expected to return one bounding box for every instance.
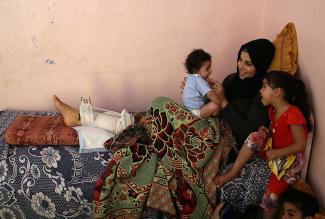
[219,95,269,147]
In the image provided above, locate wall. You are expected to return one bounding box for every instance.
[0,0,263,112]
[263,0,325,208]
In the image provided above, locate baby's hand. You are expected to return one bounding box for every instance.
[207,78,218,86]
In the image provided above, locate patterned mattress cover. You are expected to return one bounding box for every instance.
[0,111,111,219]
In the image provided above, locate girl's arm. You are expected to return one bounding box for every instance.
[266,124,307,160]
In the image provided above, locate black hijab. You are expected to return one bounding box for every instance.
[225,39,275,101]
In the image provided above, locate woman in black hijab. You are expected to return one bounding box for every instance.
[212,38,275,162]
[211,39,276,218]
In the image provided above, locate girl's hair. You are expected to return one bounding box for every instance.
[185,49,211,74]
[264,71,311,130]
[279,187,319,217]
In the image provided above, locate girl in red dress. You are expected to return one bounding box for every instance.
[213,71,310,219]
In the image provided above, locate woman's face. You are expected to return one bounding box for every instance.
[281,202,304,219]
[237,51,257,79]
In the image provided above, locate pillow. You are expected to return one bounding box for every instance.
[72,126,114,153]
[267,22,298,75]
[4,115,79,145]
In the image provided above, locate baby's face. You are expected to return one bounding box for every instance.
[197,60,212,80]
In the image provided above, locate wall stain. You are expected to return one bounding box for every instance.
[32,36,39,48]
[45,59,55,64]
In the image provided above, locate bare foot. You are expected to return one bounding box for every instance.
[53,95,81,127]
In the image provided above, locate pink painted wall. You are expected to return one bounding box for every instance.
[0,0,263,112]
[263,0,325,208]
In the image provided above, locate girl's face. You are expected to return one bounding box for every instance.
[196,60,212,80]
[237,51,257,79]
[281,202,304,219]
[260,79,275,106]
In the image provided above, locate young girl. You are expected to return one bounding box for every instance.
[182,49,221,118]
[214,71,310,219]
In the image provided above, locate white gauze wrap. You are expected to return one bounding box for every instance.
[79,98,134,134]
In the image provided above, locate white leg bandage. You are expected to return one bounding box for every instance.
[79,97,134,134]
[79,97,94,126]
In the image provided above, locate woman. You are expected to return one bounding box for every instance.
[211,39,275,218]
[181,38,276,218]
[54,39,275,219]
[212,38,274,157]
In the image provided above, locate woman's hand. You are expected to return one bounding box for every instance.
[180,77,187,94]
[208,79,228,108]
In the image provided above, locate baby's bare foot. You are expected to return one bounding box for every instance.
[53,95,81,127]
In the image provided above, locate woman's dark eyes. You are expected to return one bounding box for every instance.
[239,59,252,66]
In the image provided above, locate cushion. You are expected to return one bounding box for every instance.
[267,22,298,75]
[72,126,114,153]
[4,115,79,145]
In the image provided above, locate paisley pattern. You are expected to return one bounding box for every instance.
[0,111,111,219]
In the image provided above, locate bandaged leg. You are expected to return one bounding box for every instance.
[79,97,94,127]
[79,97,134,134]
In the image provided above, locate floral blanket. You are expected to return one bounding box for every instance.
[93,97,235,219]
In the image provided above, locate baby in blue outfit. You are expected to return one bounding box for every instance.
[183,49,221,118]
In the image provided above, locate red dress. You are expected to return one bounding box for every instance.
[263,105,307,209]
[269,106,307,151]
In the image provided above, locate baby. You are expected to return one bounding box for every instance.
[182,49,221,118]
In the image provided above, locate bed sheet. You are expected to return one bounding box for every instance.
[0,111,111,219]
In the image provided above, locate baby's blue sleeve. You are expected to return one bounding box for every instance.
[195,77,212,96]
